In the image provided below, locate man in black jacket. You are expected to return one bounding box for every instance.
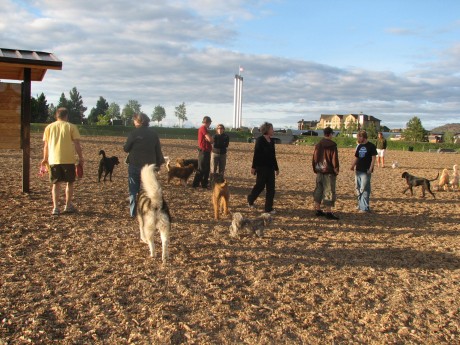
[247,122,279,214]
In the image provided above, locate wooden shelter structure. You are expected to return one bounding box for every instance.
[0,48,62,192]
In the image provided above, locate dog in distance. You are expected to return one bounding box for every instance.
[166,161,195,186]
[450,164,459,191]
[437,168,450,191]
[176,158,198,171]
[229,212,272,238]
[211,173,230,220]
[137,164,171,263]
[401,171,438,198]
[98,149,120,182]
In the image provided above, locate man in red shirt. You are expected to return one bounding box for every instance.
[192,116,214,188]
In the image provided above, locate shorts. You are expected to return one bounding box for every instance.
[50,164,76,184]
[377,149,385,157]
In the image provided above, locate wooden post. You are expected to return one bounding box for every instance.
[22,68,31,193]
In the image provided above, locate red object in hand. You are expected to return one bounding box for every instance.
[38,164,48,177]
[76,163,83,178]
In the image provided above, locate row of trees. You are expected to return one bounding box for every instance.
[30,87,189,127]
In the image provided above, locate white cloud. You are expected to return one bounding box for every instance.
[1,0,459,130]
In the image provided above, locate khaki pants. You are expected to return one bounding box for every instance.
[313,173,337,207]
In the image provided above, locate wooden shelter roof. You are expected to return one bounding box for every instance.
[0,48,62,81]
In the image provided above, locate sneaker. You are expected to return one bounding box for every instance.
[315,210,326,217]
[51,208,59,216]
[63,204,76,214]
[266,209,276,215]
[325,212,339,220]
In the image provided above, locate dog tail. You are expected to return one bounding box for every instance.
[165,156,171,171]
[140,164,163,207]
[429,172,440,182]
[99,149,106,158]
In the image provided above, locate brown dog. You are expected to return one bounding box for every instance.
[167,164,195,186]
[401,171,438,198]
[176,158,198,171]
[211,173,229,220]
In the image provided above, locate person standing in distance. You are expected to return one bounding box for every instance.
[42,107,83,216]
[247,122,279,214]
[192,116,213,188]
[124,112,165,217]
[312,127,340,220]
[211,124,230,176]
[376,131,387,168]
[350,130,377,213]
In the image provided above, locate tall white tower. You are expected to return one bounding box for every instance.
[233,71,243,129]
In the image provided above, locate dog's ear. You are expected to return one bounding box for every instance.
[233,212,244,225]
[262,213,272,226]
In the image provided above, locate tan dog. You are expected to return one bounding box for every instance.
[438,168,450,191]
[176,158,198,171]
[167,163,195,186]
[450,164,459,191]
[211,173,229,220]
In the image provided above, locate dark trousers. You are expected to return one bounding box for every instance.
[247,166,275,212]
[192,150,211,188]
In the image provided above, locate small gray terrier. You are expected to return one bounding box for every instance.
[229,212,272,238]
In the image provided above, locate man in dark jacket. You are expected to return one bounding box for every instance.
[312,127,340,220]
[247,122,279,214]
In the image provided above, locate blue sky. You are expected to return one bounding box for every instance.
[2,0,460,130]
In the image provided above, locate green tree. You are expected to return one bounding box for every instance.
[338,122,346,137]
[443,131,454,144]
[345,121,358,137]
[152,105,166,126]
[67,87,87,124]
[47,103,56,123]
[96,114,112,125]
[122,100,142,125]
[174,102,188,128]
[31,93,49,123]
[57,92,69,110]
[404,116,426,142]
[363,121,378,139]
[88,96,109,124]
[106,102,121,123]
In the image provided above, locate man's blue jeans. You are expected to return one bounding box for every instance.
[128,164,141,217]
[355,171,371,211]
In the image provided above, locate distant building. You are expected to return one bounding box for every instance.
[297,119,319,130]
[428,133,443,143]
[318,113,381,131]
[454,133,460,144]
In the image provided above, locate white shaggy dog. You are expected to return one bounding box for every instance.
[391,161,399,169]
[229,212,272,238]
[137,164,171,263]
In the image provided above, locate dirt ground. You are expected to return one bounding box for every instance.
[1,134,459,344]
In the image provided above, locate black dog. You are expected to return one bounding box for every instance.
[98,150,120,182]
[401,171,438,198]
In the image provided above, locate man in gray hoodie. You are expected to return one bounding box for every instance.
[312,127,340,220]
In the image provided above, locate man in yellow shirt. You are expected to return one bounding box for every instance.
[42,108,83,215]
